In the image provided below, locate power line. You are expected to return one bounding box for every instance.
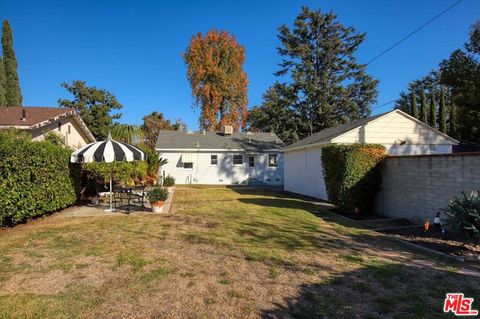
[366,0,464,65]
[372,99,397,110]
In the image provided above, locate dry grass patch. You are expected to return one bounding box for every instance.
[0,186,479,318]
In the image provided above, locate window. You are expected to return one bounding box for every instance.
[57,122,61,131]
[183,162,193,169]
[248,156,255,167]
[429,145,437,151]
[268,154,278,167]
[233,154,243,165]
[68,125,71,134]
[210,155,218,166]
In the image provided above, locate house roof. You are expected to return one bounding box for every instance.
[285,112,387,150]
[0,106,74,126]
[0,106,95,143]
[155,130,285,152]
[284,109,459,151]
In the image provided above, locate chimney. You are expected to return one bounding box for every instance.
[21,108,26,121]
[222,125,233,136]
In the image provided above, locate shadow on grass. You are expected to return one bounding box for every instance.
[261,262,480,318]
[237,197,358,229]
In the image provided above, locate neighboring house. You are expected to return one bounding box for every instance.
[0,106,95,149]
[283,109,459,200]
[155,127,285,185]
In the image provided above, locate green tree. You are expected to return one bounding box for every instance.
[0,59,6,106]
[111,123,144,144]
[411,91,419,119]
[2,20,22,106]
[429,89,437,128]
[249,7,378,143]
[248,82,298,143]
[439,87,447,133]
[449,97,458,138]
[395,71,441,116]
[58,80,122,140]
[420,90,428,124]
[439,21,480,142]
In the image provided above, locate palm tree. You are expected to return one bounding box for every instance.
[111,124,144,144]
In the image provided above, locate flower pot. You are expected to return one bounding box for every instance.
[151,201,165,213]
[167,186,175,193]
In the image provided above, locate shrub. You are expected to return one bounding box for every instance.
[44,131,65,146]
[321,144,386,212]
[82,161,148,186]
[163,175,175,187]
[0,131,79,225]
[147,187,169,202]
[442,191,480,243]
[137,144,168,185]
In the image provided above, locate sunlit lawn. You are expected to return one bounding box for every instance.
[0,186,478,318]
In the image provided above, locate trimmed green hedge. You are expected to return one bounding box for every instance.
[0,133,80,225]
[321,144,386,212]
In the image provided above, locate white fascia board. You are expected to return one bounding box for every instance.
[156,148,245,152]
[283,140,330,152]
[156,148,283,153]
[0,125,30,129]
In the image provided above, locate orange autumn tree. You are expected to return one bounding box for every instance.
[184,30,248,131]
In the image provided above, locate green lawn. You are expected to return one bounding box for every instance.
[0,186,478,318]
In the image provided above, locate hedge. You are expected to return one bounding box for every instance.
[321,144,386,212]
[0,133,80,225]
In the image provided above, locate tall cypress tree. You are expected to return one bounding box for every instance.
[411,91,419,119]
[449,97,458,138]
[0,58,6,106]
[2,20,22,106]
[439,87,447,133]
[420,90,428,124]
[429,89,437,128]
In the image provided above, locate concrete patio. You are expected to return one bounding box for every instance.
[60,189,174,217]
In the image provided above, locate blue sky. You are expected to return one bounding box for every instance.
[1,0,478,130]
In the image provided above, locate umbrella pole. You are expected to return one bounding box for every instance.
[110,166,113,211]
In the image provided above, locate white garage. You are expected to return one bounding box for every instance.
[283,109,459,200]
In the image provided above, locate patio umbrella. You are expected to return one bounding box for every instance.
[70,133,146,211]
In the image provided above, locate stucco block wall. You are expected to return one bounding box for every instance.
[159,151,284,185]
[375,153,480,222]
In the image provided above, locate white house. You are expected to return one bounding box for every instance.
[155,127,284,185]
[284,109,459,200]
[0,106,95,149]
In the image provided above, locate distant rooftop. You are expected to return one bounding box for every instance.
[0,106,74,127]
[155,130,285,152]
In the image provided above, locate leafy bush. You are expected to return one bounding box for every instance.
[82,161,148,188]
[137,144,168,185]
[0,131,80,225]
[147,187,169,202]
[321,144,385,212]
[44,131,65,146]
[163,175,175,187]
[443,191,480,243]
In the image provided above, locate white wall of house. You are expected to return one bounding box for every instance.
[159,151,284,185]
[31,117,91,149]
[333,111,455,154]
[284,145,328,199]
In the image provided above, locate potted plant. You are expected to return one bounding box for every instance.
[147,187,169,213]
[163,175,176,192]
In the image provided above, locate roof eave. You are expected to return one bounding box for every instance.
[283,140,331,152]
